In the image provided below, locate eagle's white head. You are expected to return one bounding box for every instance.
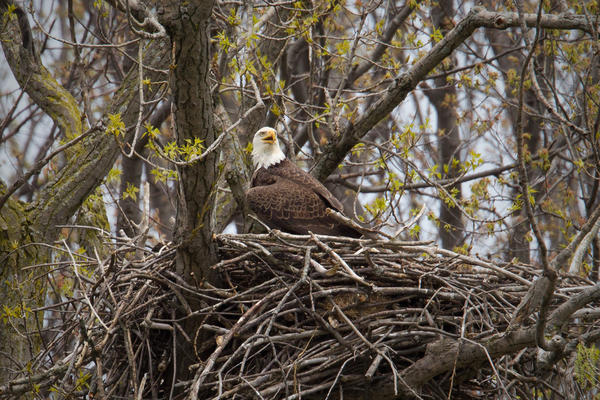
[252,127,286,169]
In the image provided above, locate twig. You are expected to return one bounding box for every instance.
[310,233,372,288]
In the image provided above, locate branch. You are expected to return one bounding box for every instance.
[552,203,600,269]
[186,291,274,399]
[567,215,600,275]
[213,102,254,233]
[0,1,82,139]
[513,0,556,352]
[549,283,600,328]
[0,357,70,396]
[473,8,597,33]
[0,125,100,211]
[395,328,537,398]
[325,208,380,239]
[312,6,599,181]
[345,1,417,87]
[326,143,568,193]
[514,0,550,272]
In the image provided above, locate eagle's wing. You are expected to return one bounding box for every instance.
[246,172,360,237]
[246,176,329,234]
[267,159,345,212]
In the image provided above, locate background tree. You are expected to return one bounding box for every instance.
[1,0,600,398]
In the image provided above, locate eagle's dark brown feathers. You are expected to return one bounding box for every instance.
[247,159,361,237]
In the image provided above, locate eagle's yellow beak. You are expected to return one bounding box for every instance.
[262,129,277,144]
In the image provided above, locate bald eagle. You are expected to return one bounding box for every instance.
[246,127,361,238]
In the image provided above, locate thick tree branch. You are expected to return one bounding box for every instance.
[313,7,599,181]
[549,283,600,328]
[0,358,70,397]
[394,329,535,398]
[553,203,600,269]
[213,102,255,233]
[568,216,600,274]
[0,1,82,140]
[396,287,600,400]
[510,204,600,343]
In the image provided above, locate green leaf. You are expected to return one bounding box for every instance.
[106,113,125,137]
[123,182,139,201]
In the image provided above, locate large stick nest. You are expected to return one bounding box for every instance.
[4,231,597,399]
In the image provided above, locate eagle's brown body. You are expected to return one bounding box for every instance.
[246,158,361,237]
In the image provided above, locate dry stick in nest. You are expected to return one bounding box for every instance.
[204,254,366,397]
[186,287,282,399]
[169,243,583,396]
[122,322,140,399]
[264,247,312,336]
[310,232,372,287]
[325,208,382,239]
[316,277,407,397]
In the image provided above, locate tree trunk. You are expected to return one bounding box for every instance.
[0,192,44,386]
[161,0,218,283]
[425,0,464,250]
[159,1,219,389]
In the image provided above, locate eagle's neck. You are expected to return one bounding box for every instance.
[252,143,286,169]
